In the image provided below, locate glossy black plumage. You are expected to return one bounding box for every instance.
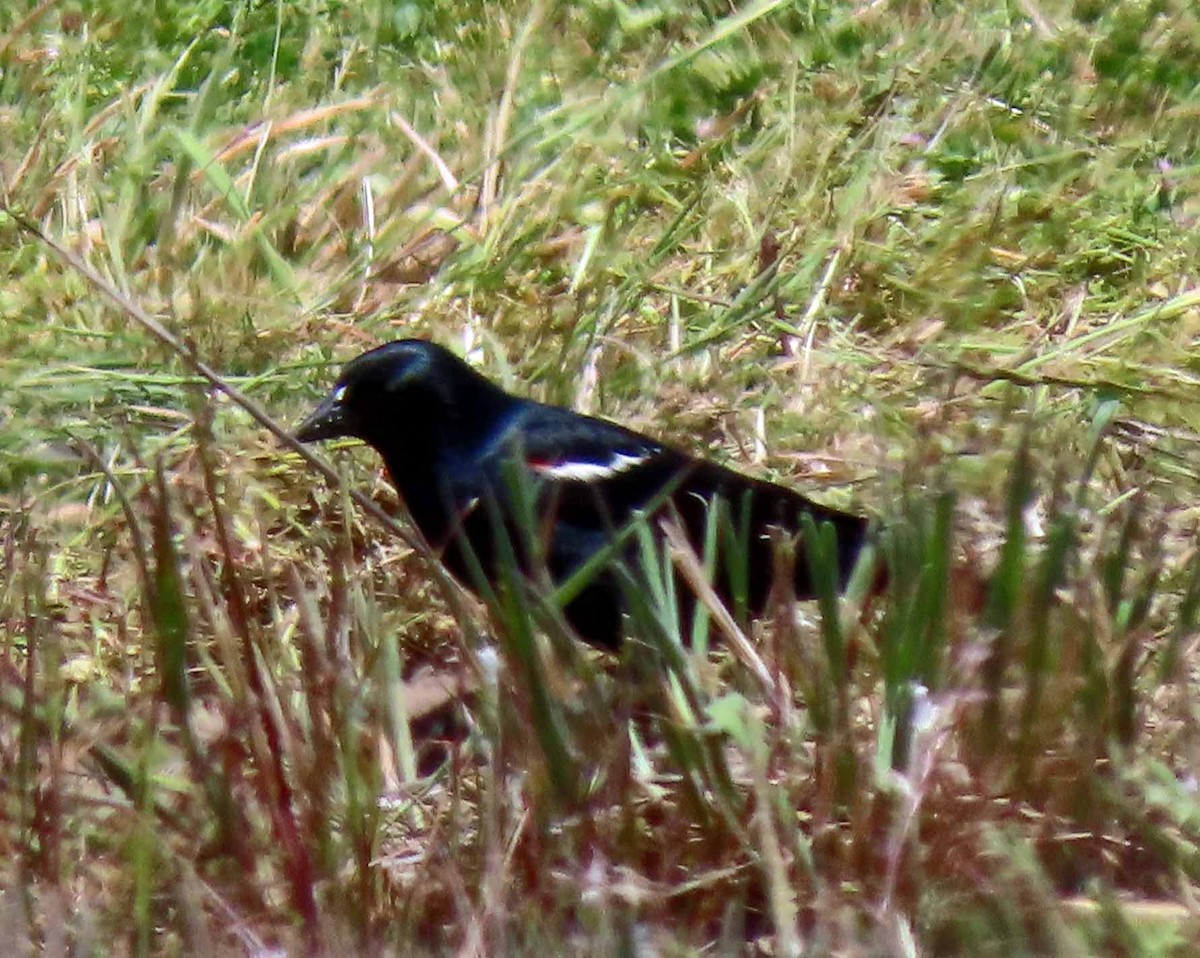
[296,339,872,650]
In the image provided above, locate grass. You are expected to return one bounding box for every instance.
[3,0,1200,953]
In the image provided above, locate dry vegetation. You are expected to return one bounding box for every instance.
[3,0,1200,954]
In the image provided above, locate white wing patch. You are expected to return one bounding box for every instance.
[529,451,651,481]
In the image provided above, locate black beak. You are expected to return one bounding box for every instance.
[295,393,356,442]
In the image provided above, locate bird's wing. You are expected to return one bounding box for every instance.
[504,403,667,479]
[489,401,720,542]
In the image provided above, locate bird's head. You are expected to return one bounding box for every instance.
[295,339,509,454]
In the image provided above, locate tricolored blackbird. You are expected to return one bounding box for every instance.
[296,339,873,649]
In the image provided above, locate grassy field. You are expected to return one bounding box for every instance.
[3,0,1200,954]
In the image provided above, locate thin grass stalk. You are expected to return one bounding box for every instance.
[1112,517,1163,749]
[881,490,955,771]
[15,529,46,932]
[149,461,192,732]
[1157,528,1200,685]
[288,566,338,876]
[981,437,1035,757]
[801,513,847,716]
[130,712,158,958]
[748,712,802,958]
[1017,471,1075,783]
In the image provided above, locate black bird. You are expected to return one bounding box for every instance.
[296,340,873,650]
